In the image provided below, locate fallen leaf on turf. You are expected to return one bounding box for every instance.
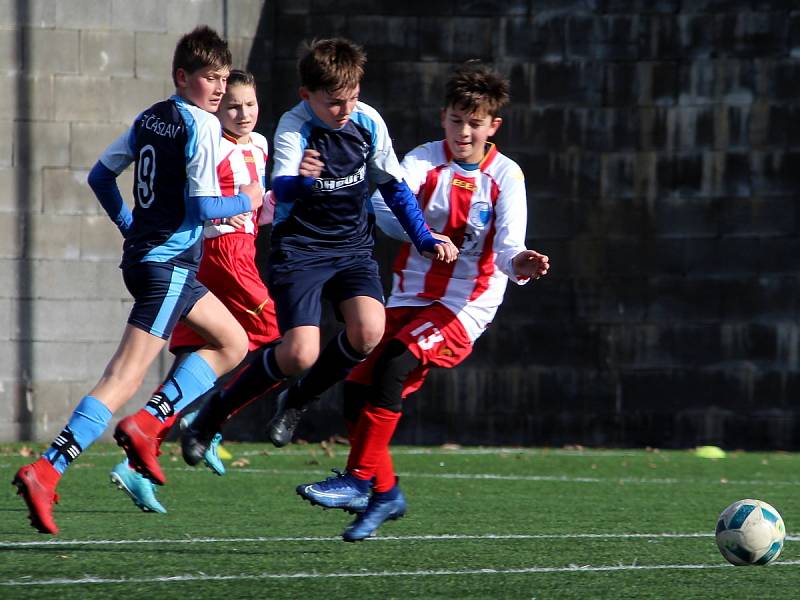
[231,458,250,467]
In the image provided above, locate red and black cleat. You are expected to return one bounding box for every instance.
[13,458,61,535]
[114,411,167,485]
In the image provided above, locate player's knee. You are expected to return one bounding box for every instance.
[219,327,248,371]
[280,344,318,373]
[346,324,384,355]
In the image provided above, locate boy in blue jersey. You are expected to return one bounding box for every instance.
[12,26,263,535]
[181,37,458,462]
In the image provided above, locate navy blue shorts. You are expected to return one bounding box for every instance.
[265,250,384,334]
[123,262,208,340]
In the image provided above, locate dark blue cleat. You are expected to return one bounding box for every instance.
[296,469,370,514]
[342,487,406,542]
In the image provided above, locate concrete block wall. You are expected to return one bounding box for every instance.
[0,0,264,442]
[3,0,799,449]
[247,0,800,450]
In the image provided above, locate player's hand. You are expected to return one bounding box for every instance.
[240,180,263,211]
[512,250,550,279]
[299,149,324,178]
[422,232,459,263]
[224,212,250,228]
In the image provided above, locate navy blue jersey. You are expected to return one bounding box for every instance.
[99,95,223,270]
[271,100,406,256]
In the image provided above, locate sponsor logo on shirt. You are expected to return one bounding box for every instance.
[312,164,366,192]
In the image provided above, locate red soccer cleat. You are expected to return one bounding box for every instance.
[13,457,61,535]
[114,411,167,485]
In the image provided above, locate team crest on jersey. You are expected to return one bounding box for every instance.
[468,201,492,228]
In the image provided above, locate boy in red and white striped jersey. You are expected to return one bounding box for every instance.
[296,61,550,541]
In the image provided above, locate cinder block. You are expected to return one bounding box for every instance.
[42,168,99,216]
[0,74,56,122]
[0,167,44,214]
[166,0,224,33]
[27,28,79,75]
[29,214,82,260]
[346,16,420,61]
[0,0,57,28]
[111,0,168,33]
[16,298,129,342]
[226,0,266,36]
[0,297,10,341]
[31,341,88,381]
[0,119,12,167]
[31,260,108,300]
[81,216,125,261]
[56,0,112,28]
[0,213,20,258]
[134,32,176,79]
[54,76,112,122]
[20,122,70,169]
[70,122,129,169]
[80,30,135,77]
[109,77,169,126]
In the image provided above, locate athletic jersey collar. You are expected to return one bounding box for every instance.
[222,129,248,144]
[442,140,499,172]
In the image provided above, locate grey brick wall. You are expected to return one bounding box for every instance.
[0,0,264,442]
[238,0,800,450]
[3,1,799,449]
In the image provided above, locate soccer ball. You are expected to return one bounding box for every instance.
[715,499,785,566]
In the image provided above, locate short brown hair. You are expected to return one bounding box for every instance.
[172,26,232,86]
[444,61,510,118]
[298,37,366,92]
[227,69,256,89]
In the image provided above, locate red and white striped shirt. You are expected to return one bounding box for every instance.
[372,140,530,342]
[204,130,271,239]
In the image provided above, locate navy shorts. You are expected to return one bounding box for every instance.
[123,262,208,340]
[266,249,384,334]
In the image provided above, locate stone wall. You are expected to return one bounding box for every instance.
[2,1,799,449]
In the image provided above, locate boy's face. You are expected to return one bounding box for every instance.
[176,65,230,112]
[300,85,360,129]
[441,105,502,164]
[219,83,259,141]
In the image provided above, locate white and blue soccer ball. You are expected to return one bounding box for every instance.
[715,499,785,566]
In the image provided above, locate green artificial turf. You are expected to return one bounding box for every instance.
[0,443,797,599]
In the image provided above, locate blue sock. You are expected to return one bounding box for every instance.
[374,481,401,500]
[344,472,372,494]
[43,396,112,474]
[145,353,217,422]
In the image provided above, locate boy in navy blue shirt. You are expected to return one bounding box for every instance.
[181,38,457,462]
[12,26,262,535]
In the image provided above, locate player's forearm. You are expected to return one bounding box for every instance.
[377,179,439,254]
[188,193,251,221]
[271,175,316,203]
[88,161,133,237]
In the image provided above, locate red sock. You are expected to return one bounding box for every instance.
[373,451,396,493]
[348,405,401,485]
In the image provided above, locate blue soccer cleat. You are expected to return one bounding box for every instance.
[203,433,226,476]
[110,459,166,514]
[296,469,370,514]
[342,487,406,542]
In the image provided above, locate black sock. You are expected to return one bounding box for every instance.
[193,346,285,433]
[292,331,367,408]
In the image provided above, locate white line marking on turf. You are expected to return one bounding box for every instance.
[9,530,793,549]
[4,560,800,587]
[174,466,800,488]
